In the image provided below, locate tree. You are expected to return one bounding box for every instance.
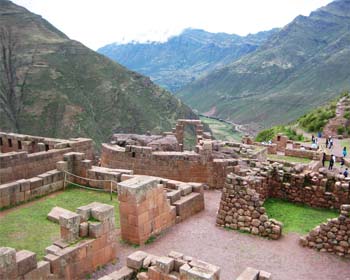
[0,27,36,132]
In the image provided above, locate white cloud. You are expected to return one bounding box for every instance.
[12,0,333,50]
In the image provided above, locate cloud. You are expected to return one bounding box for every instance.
[12,0,333,50]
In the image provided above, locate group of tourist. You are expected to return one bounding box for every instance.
[320,134,348,177]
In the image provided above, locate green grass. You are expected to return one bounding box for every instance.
[340,139,350,152]
[267,154,312,164]
[200,116,242,142]
[264,198,338,234]
[255,126,304,143]
[0,186,120,259]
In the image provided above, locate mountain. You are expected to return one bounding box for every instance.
[0,0,196,146]
[98,28,278,92]
[177,0,350,132]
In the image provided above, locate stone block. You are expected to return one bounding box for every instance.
[23,260,50,280]
[45,245,61,255]
[236,267,259,280]
[108,266,134,280]
[47,206,74,223]
[127,251,148,270]
[166,190,181,203]
[0,247,17,278]
[168,251,184,259]
[56,161,68,171]
[89,222,103,238]
[156,256,174,274]
[91,204,115,221]
[79,222,89,237]
[16,250,37,276]
[29,177,43,190]
[59,211,81,242]
[76,205,92,221]
[18,179,30,192]
[178,184,192,196]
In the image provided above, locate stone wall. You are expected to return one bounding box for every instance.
[300,205,350,258]
[0,132,93,184]
[216,173,282,239]
[99,250,220,280]
[117,176,205,245]
[101,143,238,189]
[284,147,320,160]
[0,169,64,208]
[0,202,117,280]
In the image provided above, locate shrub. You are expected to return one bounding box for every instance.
[255,128,275,142]
[337,126,345,135]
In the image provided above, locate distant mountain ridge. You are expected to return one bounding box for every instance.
[0,0,196,145]
[98,28,278,92]
[177,0,350,132]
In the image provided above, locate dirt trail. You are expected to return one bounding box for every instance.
[92,191,350,280]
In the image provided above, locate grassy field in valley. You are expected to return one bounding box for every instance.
[264,198,338,235]
[0,186,119,259]
[200,116,242,142]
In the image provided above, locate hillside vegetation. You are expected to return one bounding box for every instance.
[98,28,278,92]
[0,0,196,146]
[177,0,350,131]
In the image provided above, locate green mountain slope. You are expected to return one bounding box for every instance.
[177,0,350,132]
[98,28,278,92]
[0,0,196,145]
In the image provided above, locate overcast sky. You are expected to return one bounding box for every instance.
[13,0,333,50]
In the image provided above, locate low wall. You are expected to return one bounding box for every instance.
[0,133,93,184]
[101,144,237,189]
[216,173,282,239]
[300,205,350,258]
[117,176,205,245]
[285,148,320,160]
[0,202,117,280]
[0,169,64,208]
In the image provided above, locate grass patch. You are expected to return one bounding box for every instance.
[267,154,312,164]
[339,139,350,152]
[200,116,242,142]
[264,198,338,234]
[0,186,120,259]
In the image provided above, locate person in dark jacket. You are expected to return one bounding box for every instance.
[322,152,327,167]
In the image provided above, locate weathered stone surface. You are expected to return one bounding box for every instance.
[16,250,37,276]
[127,251,148,270]
[156,256,174,274]
[236,267,259,280]
[47,206,73,223]
[108,266,134,280]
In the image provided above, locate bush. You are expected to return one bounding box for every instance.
[337,126,345,135]
[255,128,275,142]
[255,126,304,142]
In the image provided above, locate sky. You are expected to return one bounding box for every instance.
[12,0,333,50]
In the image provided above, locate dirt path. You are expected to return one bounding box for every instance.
[93,191,350,280]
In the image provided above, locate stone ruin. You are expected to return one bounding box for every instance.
[97,250,271,280]
[300,204,350,258]
[1,123,350,279]
[0,202,117,280]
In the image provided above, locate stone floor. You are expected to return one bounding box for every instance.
[93,191,350,280]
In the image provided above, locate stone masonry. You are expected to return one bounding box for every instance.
[216,173,282,239]
[118,175,204,245]
[99,250,220,280]
[300,204,350,258]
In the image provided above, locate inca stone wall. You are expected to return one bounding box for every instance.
[300,204,350,258]
[0,202,117,280]
[0,132,93,184]
[117,176,205,245]
[216,173,282,239]
[0,169,64,208]
[101,143,243,189]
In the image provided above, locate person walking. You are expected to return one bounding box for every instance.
[322,152,327,167]
[344,168,349,178]
[329,154,335,170]
[329,137,333,149]
[311,134,315,144]
[340,157,345,170]
[343,147,347,158]
[326,137,329,148]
